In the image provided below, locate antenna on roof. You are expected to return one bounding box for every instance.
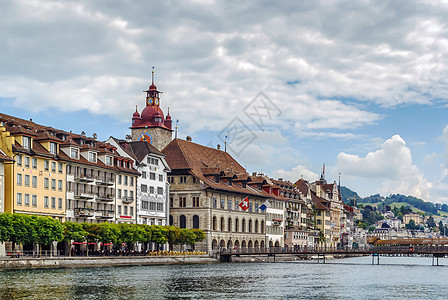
[224,134,228,152]
[175,120,179,139]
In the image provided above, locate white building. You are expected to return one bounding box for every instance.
[108,138,171,226]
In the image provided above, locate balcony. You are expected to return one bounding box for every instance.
[74,207,95,217]
[74,190,95,200]
[122,196,134,204]
[74,173,95,183]
[96,177,115,186]
[95,210,114,219]
[96,194,115,202]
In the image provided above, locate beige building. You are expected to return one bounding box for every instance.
[163,138,270,253]
[403,212,425,226]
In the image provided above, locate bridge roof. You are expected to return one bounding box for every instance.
[374,238,448,246]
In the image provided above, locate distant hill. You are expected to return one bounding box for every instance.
[341,186,446,216]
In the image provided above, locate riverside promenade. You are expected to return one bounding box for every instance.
[0,255,218,270]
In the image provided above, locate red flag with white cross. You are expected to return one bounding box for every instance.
[238,197,249,211]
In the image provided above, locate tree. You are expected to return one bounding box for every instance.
[426,216,436,228]
[406,219,418,230]
[439,221,445,236]
[64,222,88,257]
[10,214,36,249]
[165,226,180,250]
[32,216,64,256]
[0,213,14,243]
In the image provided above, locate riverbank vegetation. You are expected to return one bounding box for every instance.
[0,213,205,253]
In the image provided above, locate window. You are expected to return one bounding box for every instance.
[16,155,22,166]
[150,173,156,180]
[44,160,49,171]
[16,193,22,206]
[124,206,128,215]
[142,201,149,210]
[193,197,200,208]
[51,197,56,209]
[141,185,147,193]
[130,207,133,217]
[159,174,163,181]
[118,175,122,184]
[24,175,30,187]
[157,203,163,211]
[179,197,186,207]
[118,205,122,215]
[58,180,63,191]
[168,177,174,184]
[50,142,57,155]
[220,198,225,209]
[24,194,30,206]
[88,152,96,162]
[17,173,22,186]
[124,176,128,186]
[32,158,37,169]
[51,179,56,190]
[142,171,147,179]
[44,196,49,208]
[124,190,128,198]
[51,161,56,173]
[22,136,31,149]
[58,198,62,209]
[150,202,156,211]
[180,215,186,228]
[147,157,158,165]
[180,176,187,183]
[227,199,232,210]
[157,187,163,195]
[130,177,134,186]
[130,190,134,199]
[118,189,122,199]
[58,162,63,173]
[71,148,79,159]
[105,156,113,166]
[24,156,30,168]
[193,215,200,229]
[192,177,197,183]
[150,186,154,194]
[44,178,49,189]
[32,195,37,207]
[170,197,173,208]
[213,198,217,208]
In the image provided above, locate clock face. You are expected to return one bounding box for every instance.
[147,97,153,105]
[155,99,159,105]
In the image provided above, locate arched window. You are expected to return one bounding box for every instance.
[261,220,264,234]
[235,218,239,232]
[228,217,232,232]
[248,219,252,233]
[255,220,259,233]
[242,219,246,233]
[220,217,225,231]
[169,215,173,226]
[193,215,199,229]
[180,215,186,228]
[212,216,217,231]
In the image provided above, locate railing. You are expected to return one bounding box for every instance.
[74,207,95,217]
[74,190,95,199]
[96,176,115,185]
[96,194,115,202]
[122,196,134,204]
[220,245,448,255]
[95,210,114,219]
[74,173,95,182]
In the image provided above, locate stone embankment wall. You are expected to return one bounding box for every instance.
[0,256,218,270]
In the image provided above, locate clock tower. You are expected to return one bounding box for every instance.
[130,68,173,151]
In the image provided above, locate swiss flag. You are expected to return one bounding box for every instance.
[238,196,249,211]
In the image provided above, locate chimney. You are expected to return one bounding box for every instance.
[217,144,221,150]
[186,136,192,142]
[252,172,257,176]
[278,178,283,181]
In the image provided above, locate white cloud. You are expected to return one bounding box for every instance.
[336,135,432,199]
[272,165,320,183]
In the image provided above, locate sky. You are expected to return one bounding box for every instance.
[2,0,448,202]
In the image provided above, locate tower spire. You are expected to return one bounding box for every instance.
[152,66,155,85]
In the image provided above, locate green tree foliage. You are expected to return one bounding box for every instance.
[0,213,14,243]
[426,216,436,228]
[32,215,64,246]
[405,219,420,230]
[439,221,445,236]
[63,222,88,243]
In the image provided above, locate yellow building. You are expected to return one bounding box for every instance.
[0,116,66,221]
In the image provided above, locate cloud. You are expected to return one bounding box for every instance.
[336,135,432,199]
[271,164,320,183]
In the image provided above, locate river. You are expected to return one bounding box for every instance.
[0,256,446,299]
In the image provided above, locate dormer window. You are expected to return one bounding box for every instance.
[105,156,113,166]
[50,142,57,155]
[88,152,97,163]
[23,136,31,149]
[71,148,79,159]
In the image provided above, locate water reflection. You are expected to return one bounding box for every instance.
[0,257,447,299]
